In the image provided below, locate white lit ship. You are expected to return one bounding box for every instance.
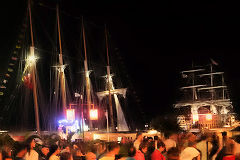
[174,60,238,131]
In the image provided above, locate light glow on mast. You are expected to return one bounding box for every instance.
[90,109,98,120]
[27,55,38,65]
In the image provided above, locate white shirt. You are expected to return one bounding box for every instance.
[180,147,200,160]
[24,149,39,160]
[196,140,212,160]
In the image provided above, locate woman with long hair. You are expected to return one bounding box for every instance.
[24,136,39,160]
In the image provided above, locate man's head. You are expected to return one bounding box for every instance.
[222,131,227,137]
[167,147,179,160]
[41,145,50,156]
[49,144,61,155]
[147,137,153,142]
[108,142,120,155]
[85,152,96,160]
[128,146,136,157]
[60,152,73,160]
[187,132,196,143]
[157,140,166,152]
[139,142,148,153]
[14,142,28,158]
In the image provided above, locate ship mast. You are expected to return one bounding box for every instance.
[82,18,93,129]
[181,68,205,101]
[56,4,67,114]
[105,26,115,132]
[28,0,40,134]
[198,68,226,100]
[210,64,214,99]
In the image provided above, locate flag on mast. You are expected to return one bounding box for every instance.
[210,58,218,66]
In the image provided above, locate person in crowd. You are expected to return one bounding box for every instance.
[46,144,61,160]
[179,141,200,160]
[134,133,143,150]
[215,131,235,160]
[72,146,84,160]
[153,136,158,150]
[99,142,120,160]
[126,145,136,160]
[24,137,39,160]
[13,142,28,160]
[146,139,155,160]
[147,137,153,143]
[83,144,97,160]
[166,147,179,160]
[59,152,73,160]
[222,136,236,160]
[39,145,50,160]
[151,140,166,160]
[182,132,197,149]
[134,142,148,160]
[231,135,240,159]
[85,152,96,160]
[209,132,219,160]
[163,133,177,152]
[61,144,71,153]
[96,142,107,160]
[1,144,13,160]
[96,142,107,158]
[119,137,132,158]
[177,132,187,152]
[196,134,212,160]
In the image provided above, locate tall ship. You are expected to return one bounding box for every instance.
[174,60,238,131]
[0,0,131,138]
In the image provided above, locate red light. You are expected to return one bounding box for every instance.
[90,109,98,120]
[66,109,75,121]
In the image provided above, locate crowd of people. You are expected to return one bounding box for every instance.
[0,131,240,160]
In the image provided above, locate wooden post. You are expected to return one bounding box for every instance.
[56,4,67,114]
[28,0,40,135]
[105,26,115,132]
[81,95,84,140]
[107,66,114,132]
[82,19,93,130]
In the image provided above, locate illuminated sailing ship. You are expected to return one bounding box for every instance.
[174,60,237,130]
[0,1,130,135]
[97,27,129,132]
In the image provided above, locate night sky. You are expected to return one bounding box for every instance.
[1,0,240,129]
